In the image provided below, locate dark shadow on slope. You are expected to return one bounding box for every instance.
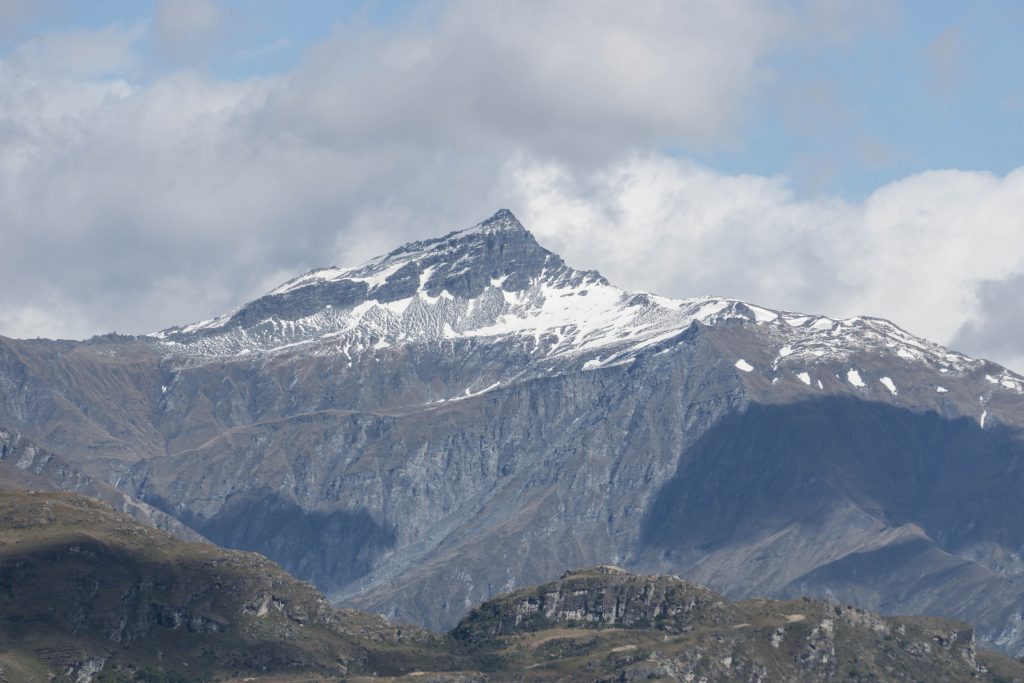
[779,535,1024,655]
[642,397,1024,558]
[169,490,396,594]
[785,536,985,606]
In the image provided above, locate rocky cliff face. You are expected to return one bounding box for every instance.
[452,566,737,642]
[1,210,1023,656]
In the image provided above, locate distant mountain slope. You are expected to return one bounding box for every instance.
[0,210,1023,655]
[0,427,201,541]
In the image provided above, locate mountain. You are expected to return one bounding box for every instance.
[1,210,1023,654]
[3,494,1021,683]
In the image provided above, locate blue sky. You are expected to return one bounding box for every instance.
[0,0,1022,371]
[696,0,1024,197]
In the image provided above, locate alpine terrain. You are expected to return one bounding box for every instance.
[1,210,1023,657]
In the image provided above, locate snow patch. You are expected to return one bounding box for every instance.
[735,359,754,372]
[747,305,778,323]
[936,386,948,394]
[847,369,866,388]
[879,377,898,395]
[796,372,811,386]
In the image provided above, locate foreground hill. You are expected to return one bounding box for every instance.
[1,210,1023,653]
[0,491,457,682]
[2,492,1021,682]
[448,566,1024,682]
[4,491,1019,683]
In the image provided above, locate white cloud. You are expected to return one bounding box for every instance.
[267,0,793,159]
[953,273,1024,372]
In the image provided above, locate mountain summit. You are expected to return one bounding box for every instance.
[155,210,1021,409]
[156,208,607,358]
[1,211,1024,656]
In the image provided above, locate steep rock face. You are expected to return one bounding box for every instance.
[0,211,1023,655]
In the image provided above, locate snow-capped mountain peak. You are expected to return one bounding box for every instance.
[152,210,1023,403]
[268,209,534,298]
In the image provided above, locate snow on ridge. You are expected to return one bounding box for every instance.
[270,266,355,295]
[265,212,523,298]
[154,275,992,385]
[150,213,997,388]
[746,305,778,323]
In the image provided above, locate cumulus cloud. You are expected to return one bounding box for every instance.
[263,0,793,161]
[953,274,1024,373]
